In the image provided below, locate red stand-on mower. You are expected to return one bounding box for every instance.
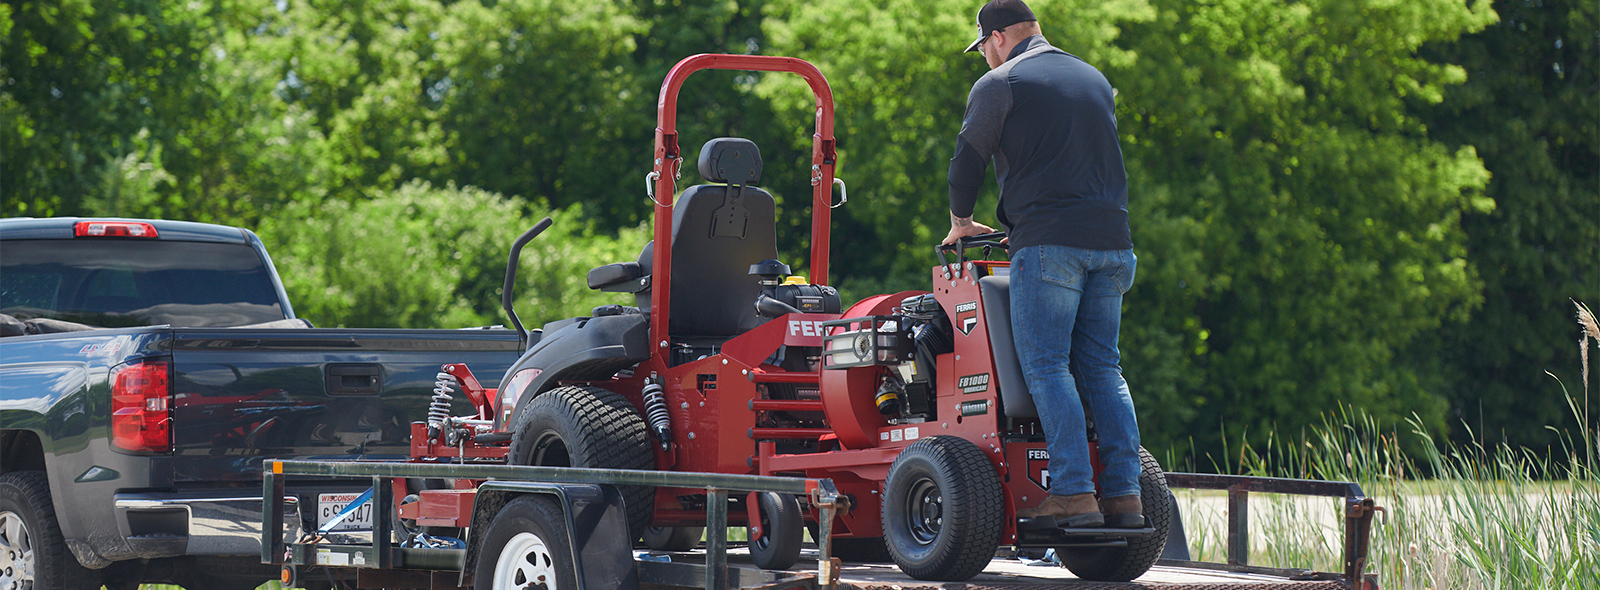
[417,54,1172,583]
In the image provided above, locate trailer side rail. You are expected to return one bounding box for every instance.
[262,460,847,590]
[1163,472,1381,586]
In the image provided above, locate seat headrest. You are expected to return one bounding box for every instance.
[697,138,762,185]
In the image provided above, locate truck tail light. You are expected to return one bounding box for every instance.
[112,361,172,453]
[75,221,159,238]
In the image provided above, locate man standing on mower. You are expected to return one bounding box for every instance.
[942,0,1143,529]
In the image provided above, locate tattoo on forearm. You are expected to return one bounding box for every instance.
[951,213,973,227]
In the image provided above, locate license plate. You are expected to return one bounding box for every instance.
[318,492,374,532]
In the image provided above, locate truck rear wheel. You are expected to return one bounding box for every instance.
[1057,447,1172,582]
[0,471,99,590]
[508,385,654,538]
[881,436,1003,581]
[748,492,802,570]
[475,495,576,590]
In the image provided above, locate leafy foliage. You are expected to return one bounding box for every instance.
[257,180,648,329]
[4,0,1593,461]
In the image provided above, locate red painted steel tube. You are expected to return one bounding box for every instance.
[649,54,837,369]
[750,372,822,384]
[749,399,825,412]
[748,427,835,440]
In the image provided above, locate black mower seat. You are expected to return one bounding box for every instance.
[586,138,778,340]
[977,275,1038,419]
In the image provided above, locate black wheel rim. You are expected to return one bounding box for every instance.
[530,431,571,467]
[903,477,942,546]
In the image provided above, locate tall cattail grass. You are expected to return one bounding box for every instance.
[1175,300,1600,590]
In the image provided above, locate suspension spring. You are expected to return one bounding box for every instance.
[429,372,455,438]
[642,381,673,450]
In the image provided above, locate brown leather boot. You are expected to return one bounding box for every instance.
[1101,494,1145,528]
[1016,492,1103,529]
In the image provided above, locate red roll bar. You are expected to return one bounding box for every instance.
[648,54,837,361]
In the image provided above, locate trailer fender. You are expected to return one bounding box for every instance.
[497,314,651,426]
[464,482,639,590]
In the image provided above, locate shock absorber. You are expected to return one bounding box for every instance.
[429,372,455,439]
[641,379,673,451]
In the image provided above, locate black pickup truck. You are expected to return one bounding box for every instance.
[0,218,521,590]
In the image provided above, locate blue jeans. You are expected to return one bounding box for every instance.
[1010,245,1141,499]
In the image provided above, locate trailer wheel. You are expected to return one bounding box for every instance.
[642,526,703,552]
[509,385,654,538]
[1058,448,1172,582]
[0,471,99,590]
[882,436,1003,581]
[476,495,577,590]
[748,492,803,570]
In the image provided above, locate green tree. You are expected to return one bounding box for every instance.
[1109,0,1497,458]
[763,0,1498,459]
[1421,0,1600,450]
[1,0,216,216]
[256,180,650,329]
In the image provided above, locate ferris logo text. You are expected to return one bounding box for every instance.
[788,320,829,337]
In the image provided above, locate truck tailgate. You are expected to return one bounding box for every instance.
[169,327,518,482]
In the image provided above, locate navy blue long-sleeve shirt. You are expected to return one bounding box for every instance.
[948,35,1132,251]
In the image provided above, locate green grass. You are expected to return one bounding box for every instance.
[1172,406,1599,590]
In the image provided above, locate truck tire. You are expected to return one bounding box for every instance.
[0,471,99,590]
[748,492,802,571]
[508,385,654,538]
[642,526,703,552]
[1058,447,1172,582]
[475,495,577,590]
[881,436,1002,581]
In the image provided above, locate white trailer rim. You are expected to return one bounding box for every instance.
[492,530,558,590]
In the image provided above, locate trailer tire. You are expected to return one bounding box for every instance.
[509,385,654,538]
[642,526,703,552]
[475,495,577,590]
[882,436,1003,581]
[748,492,803,571]
[0,471,100,590]
[1058,447,1172,582]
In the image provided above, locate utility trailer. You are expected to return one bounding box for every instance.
[260,459,850,590]
[257,460,1381,590]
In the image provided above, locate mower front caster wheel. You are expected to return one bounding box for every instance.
[749,492,803,570]
[882,436,1003,581]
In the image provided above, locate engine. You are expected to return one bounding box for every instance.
[820,293,953,424]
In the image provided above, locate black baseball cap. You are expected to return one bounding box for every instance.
[963,0,1037,53]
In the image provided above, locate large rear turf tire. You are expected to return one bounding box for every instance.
[1058,447,1172,582]
[0,471,100,590]
[509,385,655,538]
[881,436,1003,581]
